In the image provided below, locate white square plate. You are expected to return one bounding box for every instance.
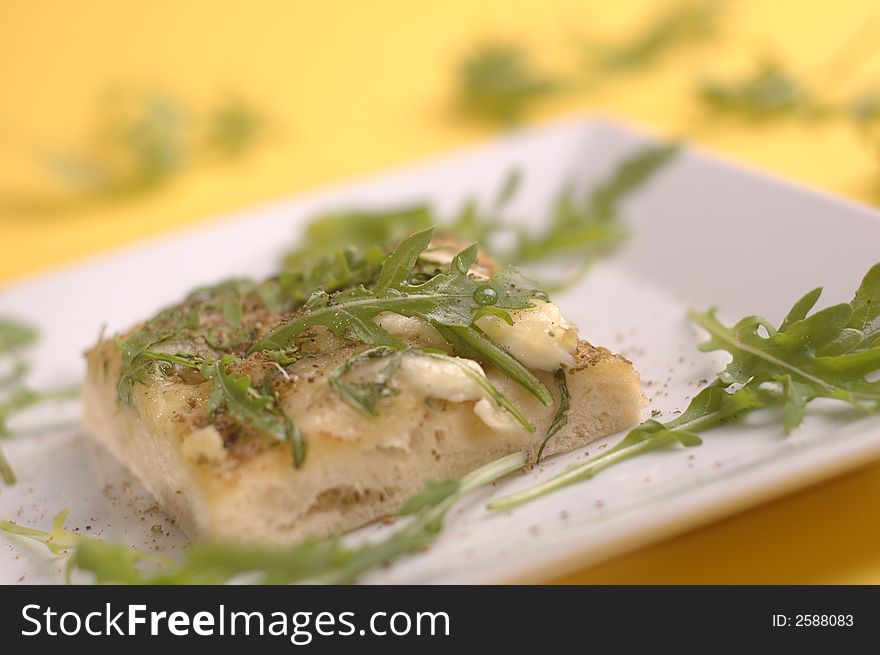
[3,117,880,584]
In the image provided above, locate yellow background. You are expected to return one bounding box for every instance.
[3,0,880,583]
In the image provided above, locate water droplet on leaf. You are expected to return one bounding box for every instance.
[473,286,498,306]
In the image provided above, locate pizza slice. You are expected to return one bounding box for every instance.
[83,229,643,545]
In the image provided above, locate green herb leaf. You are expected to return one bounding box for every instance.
[0,318,38,354]
[492,262,880,509]
[513,143,679,266]
[455,43,559,125]
[185,278,257,327]
[277,145,676,290]
[274,245,387,310]
[454,3,726,126]
[589,0,724,73]
[0,385,81,485]
[697,61,823,121]
[204,97,265,160]
[536,368,571,463]
[373,227,436,292]
[329,346,403,416]
[0,508,177,584]
[0,317,79,485]
[201,356,306,467]
[398,478,461,515]
[283,206,433,273]
[252,228,553,405]
[0,89,266,218]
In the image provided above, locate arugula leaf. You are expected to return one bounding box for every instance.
[587,143,682,221]
[118,307,197,370]
[535,368,570,463]
[116,305,200,403]
[373,227,435,292]
[588,0,724,74]
[201,356,305,467]
[0,386,81,485]
[694,37,880,162]
[492,262,880,509]
[0,508,82,557]
[117,347,306,467]
[329,346,403,416]
[283,206,433,272]
[512,143,679,266]
[849,91,880,135]
[491,383,734,510]
[117,247,385,404]
[0,318,38,354]
[278,145,676,287]
[116,347,195,406]
[0,448,17,486]
[185,278,257,327]
[116,277,284,403]
[455,43,559,125]
[697,61,824,121]
[0,317,79,485]
[274,245,387,310]
[252,228,553,405]
[1,452,526,584]
[397,478,461,515]
[453,2,726,126]
[0,361,27,391]
[0,509,174,584]
[203,97,266,160]
[0,89,266,218]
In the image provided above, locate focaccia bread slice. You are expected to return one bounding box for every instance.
[83,235,644,545]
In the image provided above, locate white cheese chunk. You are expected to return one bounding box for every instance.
[393,354,516,431]
[475,299,578,371]
[473,398,515,431]
[181,425,227,464]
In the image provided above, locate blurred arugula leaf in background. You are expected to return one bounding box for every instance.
[698,61,827,121]
[281,143,678,288]
[455,1,727,126]
[0,90,266,218]
[282,206,433,272]
[204,96,266,159]
[511,142,678,269]
[0,318,37,355]
[696,57,880,172]
[0,317,78,484]
[587,0,725,74]
[694,19,880,160]
[849,91,880,133]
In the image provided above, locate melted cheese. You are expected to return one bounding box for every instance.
[181,425,227,464]
[394,354,516,431]
[476,300,578,371]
